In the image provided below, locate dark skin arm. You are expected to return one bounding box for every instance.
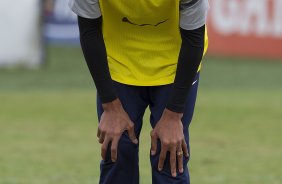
[98,99,138,162]
[78,16,138,163]
[151,25,205,177]
[151,109,189,177]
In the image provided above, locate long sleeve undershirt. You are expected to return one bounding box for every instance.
[78,16,118,103]
[78,16,205,113]
[166,25,205,113]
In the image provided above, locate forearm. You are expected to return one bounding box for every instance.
[78,16,117,103]
[166,25,205,113]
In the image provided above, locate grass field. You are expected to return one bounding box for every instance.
[0,46,282,184]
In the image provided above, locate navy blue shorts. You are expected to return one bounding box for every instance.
[97,73,200,184]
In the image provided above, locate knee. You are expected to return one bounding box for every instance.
[103,133,139,163]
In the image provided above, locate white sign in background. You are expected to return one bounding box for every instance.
[0,0,43,68]
[210,0,282,38]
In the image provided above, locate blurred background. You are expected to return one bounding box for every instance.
[0,0,281,183]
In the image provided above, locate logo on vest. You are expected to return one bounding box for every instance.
[122,17,168,27]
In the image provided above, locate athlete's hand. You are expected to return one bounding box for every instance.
[150,109,189,177]
[97,99,138,162]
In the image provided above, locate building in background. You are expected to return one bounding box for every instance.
[44,0,79,44]
[0,0,44,68]
[0,0,79,68]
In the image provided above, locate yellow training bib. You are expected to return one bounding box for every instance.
[99,0,208,86]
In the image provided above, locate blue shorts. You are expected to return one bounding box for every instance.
[97,73,200,184]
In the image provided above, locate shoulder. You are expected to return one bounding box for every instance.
[69,0,101,19]
[180,0,209,10]
[180,0,199,9]
[180,0,209,30]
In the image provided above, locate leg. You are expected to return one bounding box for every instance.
[149,73,200,184]
[97,82,148,184]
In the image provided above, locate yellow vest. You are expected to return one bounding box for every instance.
[99,0,208,86]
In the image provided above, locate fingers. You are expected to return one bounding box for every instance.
[157,140,186,177]
[182,139,189,158]
[127,122,138,144]
[97,128,101,139]
[158,142,168,171]
[170,146,177,177]
[111,134,121,162]
[177,143,184,174]
[101,137,110,160]
[150,130,158,156]
[97,124,105,144]
[98,131,105,144]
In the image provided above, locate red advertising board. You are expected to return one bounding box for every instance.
[207,0,282,59]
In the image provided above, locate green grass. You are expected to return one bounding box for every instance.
[0,46,282,184]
